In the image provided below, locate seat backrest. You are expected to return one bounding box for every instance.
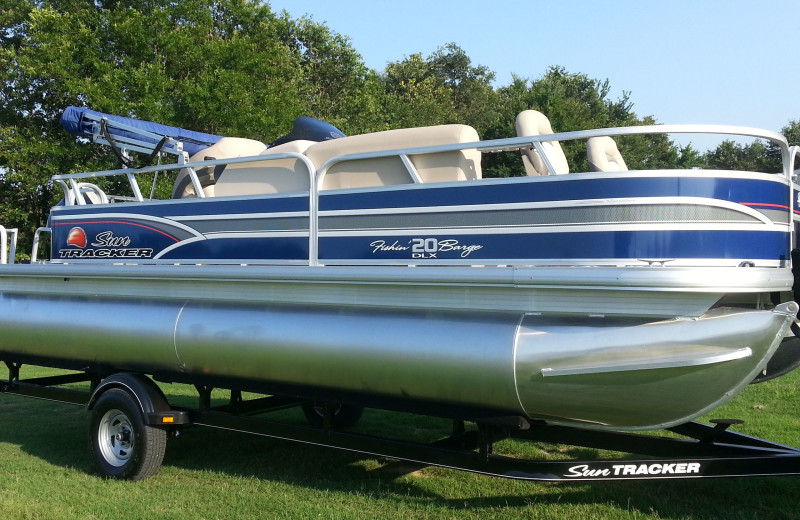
[304,124,481,190]
[214,140,315,197]
[587,136,628,172]
[515,110,569,175]
[173,137,266,198]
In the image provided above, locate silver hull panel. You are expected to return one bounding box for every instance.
[0,263,792,317]
[0,263,795,430]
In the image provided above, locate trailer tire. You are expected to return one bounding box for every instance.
[89,388,167,480]
[302,402,364,429]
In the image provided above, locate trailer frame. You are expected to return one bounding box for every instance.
[2,362,800,482]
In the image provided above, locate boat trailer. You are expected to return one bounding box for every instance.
[2,362,799,482]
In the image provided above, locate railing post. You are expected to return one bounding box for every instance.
[789,146,800,253]
[31,227,52,263]
[0,226,18,265]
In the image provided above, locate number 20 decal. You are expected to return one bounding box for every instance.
[411,238,484,259]
[411,238,438,254]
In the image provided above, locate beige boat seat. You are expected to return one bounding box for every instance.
[515,110,569,175]
[172,137,267,198]
[587,136,628,172]
[214,140,315,196]
[304,124,482,190]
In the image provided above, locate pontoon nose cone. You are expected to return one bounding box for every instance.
[514,305,797,430]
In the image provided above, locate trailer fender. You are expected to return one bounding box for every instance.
[87,373,189,425]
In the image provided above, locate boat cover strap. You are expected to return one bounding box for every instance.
[100,118,169,169]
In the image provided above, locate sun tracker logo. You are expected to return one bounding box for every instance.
[58,229,154,259]
[565,462,702,479]
[66,227,87,248]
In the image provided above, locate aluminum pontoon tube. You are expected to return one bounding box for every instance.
[514,302,798,430]
[0,293,795,430]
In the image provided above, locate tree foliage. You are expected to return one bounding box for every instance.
[702,119,800,173]
[1,1,796,258]
[485,67,696,176]
[704,140,777,172]
[274,14,381,134]
[781,120,800,146]
[0,0,346,252]
[378,43,500,133]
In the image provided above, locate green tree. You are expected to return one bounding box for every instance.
[765,120,800,171]
[487,67,702,177]
[0,0,319,255]
[380,53,455,128]
[705,139,780,173]
[378,43,500,134]
[274,14,384,134]
[781,120,800,146]
[705,120,799,173]
[489,68,670,176]
[426,43,501,134]
[783,120,800,173]
[676,143,706,169]
[6,2,779,261]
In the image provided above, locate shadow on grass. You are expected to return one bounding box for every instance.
[1,395,798,520]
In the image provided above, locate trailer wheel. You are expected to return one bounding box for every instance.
[302,402,364,429]
[89,388,167,480]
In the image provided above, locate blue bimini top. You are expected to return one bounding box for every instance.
[60,106,224,157]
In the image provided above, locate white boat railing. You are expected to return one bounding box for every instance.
[48,124,795,266]
[790,145,800,253]
[52,123,793,196]
[0,226,18,265]
[790,145,800,178]
[313,124,791,182]
[30,227,52,264]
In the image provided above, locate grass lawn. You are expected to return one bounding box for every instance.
[1,366,798,520]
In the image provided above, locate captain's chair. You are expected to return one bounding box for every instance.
[515,110,569,175]
[587,136,628,172]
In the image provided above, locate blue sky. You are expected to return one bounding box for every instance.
[269,0,799,150]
